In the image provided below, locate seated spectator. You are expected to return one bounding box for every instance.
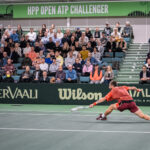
[19,66,32,83]
[46,37,56,52]
[94,27,101,39]
[28,46,37,62]
[16,24,23,39]
[4,41,10,56]
[20,53,32,69]
[77,53,85,65]
[71,46,78,59]
[62,33,69,44]
[111,28,121,43]
[139,65,150,84]
[82,60,93,76]
[49,57,59,76]
[3,58,15,74]
[55,65,66,83]
[32,64,42,83]
[0,73,3,82]
[68,36,75,47]
[104,66,114,84]
[92,47,101,63]
[41,32,49,45]
[27,28,37,44]
[115,22,121,33]
[122,21,134,42]
[57,28,64,40]
[79,32,89,46]
[90,64,102,84]
[73,58,82,76]
[89,36,97,48]
[48,28,54,38]
[34,42,41,53]
[37,30,43,42]
[32,52,43,67]
[41,24,47,37]
[14,43,22,57]
[39,41,46,52]
[75,41,82,52]
[65,51,75,67]
[45,53,53,65]
[39,58,48,72]
[96,40,104,58]
[55,51,63,66]
[40,71,49,83]
[20,36,27,49]
[145,59,150,71]
[3,71,14,83]
[85,28,92,39]
[85,52,98,64]
[75,27,82,39]
[5,25,13,36]
[62,42,70,58]
[10,30,19,43]
[86,42,93,52]
[10,46,19,63]
[104,22,113,37]
[80,45,89,61]
[52,33,61,44]
[23,42,31,55]
[65,64,77,83]
[116,37,127,52]
[54,41,62,52]
[2,52,9,66]
[100,32,108,48]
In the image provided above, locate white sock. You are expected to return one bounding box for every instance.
[102,113,105,118]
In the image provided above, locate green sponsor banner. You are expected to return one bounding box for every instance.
[13,1,150,18]
[0,83,150,106]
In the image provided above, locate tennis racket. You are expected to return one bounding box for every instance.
[71,106,90,112]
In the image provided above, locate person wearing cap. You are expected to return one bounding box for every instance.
[65,64,77,83]
[104,22,113,37]
[90,64,103,84]
[75,27,82,39]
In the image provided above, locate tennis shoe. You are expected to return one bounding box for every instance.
[96,113,107,120]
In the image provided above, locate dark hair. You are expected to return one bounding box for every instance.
[110,80,118,87]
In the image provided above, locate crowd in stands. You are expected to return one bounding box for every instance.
[0,21,134,84]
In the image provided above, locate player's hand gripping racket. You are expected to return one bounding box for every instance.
[71,106,90,112]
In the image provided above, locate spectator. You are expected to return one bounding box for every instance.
[5,25,13,36]
[57,28,64,39]
[32,64,42,83]
[54,41,62,52]
[16,24,23,39]
[96,41,104,58]
[94,27,101,39]
[82,60,93,76]
[46,37,56,52]
[80,45,89,61]
[62,42,70,58]
[20,66,32,83]
[28,46,37,62]
[77,53,85,65]
[39,58,48,72]
[2,52,9,66]
[89,36,97,48]
[32,53,43,67]
[52,33,61,44]
[0,24,5,40]
[3,58,15,74]
[3,71,14,83]
[104,65,114,84]
[73,58,82,76]
[65,51,75,67]
[8,38,14,48]
[62,33,69,44]
[20,53,32,69]
[90,64,103,84]
[55,65,66,83]
[111,28,121,43]
[75,27,82,39]
[116,37,127,52]
[86,52,98,65]
[65,64,77,83]
[48,28,54,38]
[49,57,59,76]
[10,46,19,63]
[85,28,92,39]
[10,30,19,43]
[41,32,49,45]
[92,47,101,63]
[71,45,78,58]
[0,73,3,82]
[139,65,150,84]
[145,59,150,71]
[37,30,43,41]
[34,42,41,53]
[55,51,63,66]
[20,36,27,49]
[45,53,53,65]
[79,32,89,46]
[27,28,37,44]
[4,41,10,56]
[14,43,22,57]
[100,32,108,48]
[41,24,47,37]
[23,42,31,55]
[86,42,93,52]
[75,41,82,51]
[115,22,121,33]
[104,22,113,37]
[40,71,49,83]
[68,36,75,47]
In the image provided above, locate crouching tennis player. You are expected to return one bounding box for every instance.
[89,80,150,120]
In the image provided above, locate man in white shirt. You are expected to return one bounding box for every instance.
[65,51,75,67]
[5,25,13,36]
[48,28,54,38]
[39,58,48,72]
[57,28,64,40]
[27,28,37,43]
[41,32,49,45]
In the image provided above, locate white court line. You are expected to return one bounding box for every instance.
[0,127,150,134]
[0,112,138,118]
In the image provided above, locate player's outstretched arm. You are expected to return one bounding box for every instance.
[128,86,142,92]
[89,97,106,108]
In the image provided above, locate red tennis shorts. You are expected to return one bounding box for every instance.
[116,101,139,113]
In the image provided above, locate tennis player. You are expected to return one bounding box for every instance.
[89,80,150,120]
